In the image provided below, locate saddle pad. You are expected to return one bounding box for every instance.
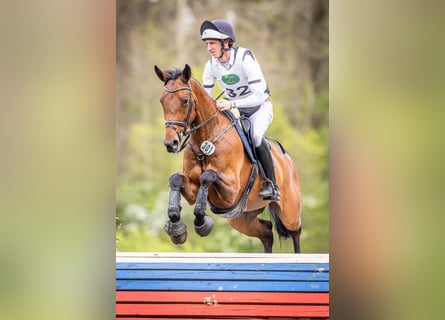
[223,110,257,165]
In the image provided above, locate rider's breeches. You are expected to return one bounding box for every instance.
[249,101,273,147]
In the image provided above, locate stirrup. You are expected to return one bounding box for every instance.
[263,189,280,201]
[258,180,280,201]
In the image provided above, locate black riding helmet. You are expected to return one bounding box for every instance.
[200,20,236,58]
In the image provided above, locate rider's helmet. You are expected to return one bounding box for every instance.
[200,20,236,42]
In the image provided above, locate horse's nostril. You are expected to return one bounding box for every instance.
[165,139,180,153]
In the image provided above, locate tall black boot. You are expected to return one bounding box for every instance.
[255,140,280,201]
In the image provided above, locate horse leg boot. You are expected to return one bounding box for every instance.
[193,170,216,237]
[256,139,280,201]
[164,173,187,244]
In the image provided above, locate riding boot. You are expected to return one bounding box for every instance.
[255,140,280,201]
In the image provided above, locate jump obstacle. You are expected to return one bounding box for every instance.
[116,252,329,319]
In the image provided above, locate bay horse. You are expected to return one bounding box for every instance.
[154,64,302,253]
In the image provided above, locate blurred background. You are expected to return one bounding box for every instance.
[3,0,445,319]
[116,0,329,253]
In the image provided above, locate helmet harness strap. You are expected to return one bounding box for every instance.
[219,39,229,59]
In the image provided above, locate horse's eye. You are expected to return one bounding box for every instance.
[182,99,188,106]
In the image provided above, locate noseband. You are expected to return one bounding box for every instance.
[162,80,218,152]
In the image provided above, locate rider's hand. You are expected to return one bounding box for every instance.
[216,99,235,111]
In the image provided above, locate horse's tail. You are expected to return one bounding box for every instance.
[265,136,287,154]
[268,202,291,238]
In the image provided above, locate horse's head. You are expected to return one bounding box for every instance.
[155,64,195,153]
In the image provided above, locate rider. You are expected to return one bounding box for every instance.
[200,19,280,201]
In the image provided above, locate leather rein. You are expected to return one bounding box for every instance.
[162,81,219,152]
[162,81,235,158]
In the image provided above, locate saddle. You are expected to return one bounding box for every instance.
[209,111,286,218]
[223,110,286,167]
[223,110,257,165]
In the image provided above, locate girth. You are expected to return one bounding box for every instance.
[208,163,259,219]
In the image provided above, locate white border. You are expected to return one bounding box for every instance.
[116,252,329,263]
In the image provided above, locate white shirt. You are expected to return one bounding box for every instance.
[203,47,270,116]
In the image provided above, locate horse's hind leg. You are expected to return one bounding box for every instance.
[269,202,302,253]
[290,227,302,253]
[227,209,274,253]
[193,170,216,237]
[258,218,274,253]
[164,173,187,244]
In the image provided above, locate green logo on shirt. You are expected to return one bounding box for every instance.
[221,74,240,85]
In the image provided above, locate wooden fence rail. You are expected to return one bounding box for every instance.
[116,252,329,319]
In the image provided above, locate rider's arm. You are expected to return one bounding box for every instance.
[232,52,269,109]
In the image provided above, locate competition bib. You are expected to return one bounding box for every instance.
[200,140,216,156]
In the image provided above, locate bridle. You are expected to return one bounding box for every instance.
[162,80,219,152]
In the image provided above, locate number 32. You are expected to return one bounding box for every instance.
[226,85,251,98]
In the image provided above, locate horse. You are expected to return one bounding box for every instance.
[154,64,302,253]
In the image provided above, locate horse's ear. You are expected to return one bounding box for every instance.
[154,65,166,82]
[183,64,192,82]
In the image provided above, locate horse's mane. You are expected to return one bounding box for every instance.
[163,68,203,87]
[163,68,183,84]
[163,67,210,101]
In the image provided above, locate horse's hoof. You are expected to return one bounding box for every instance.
[164,220,187,238]
[194,215,214,237]
[164,220,187,244]
[170,231,187,244]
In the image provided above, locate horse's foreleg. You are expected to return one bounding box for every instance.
[164,173,187,244]
[193,170,216,237]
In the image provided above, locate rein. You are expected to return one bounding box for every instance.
[187,116,237,171]
[163,81,219,152]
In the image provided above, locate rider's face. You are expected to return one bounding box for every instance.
[205,40,223,58]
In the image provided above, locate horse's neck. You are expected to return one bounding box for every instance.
[190,81,226,141]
